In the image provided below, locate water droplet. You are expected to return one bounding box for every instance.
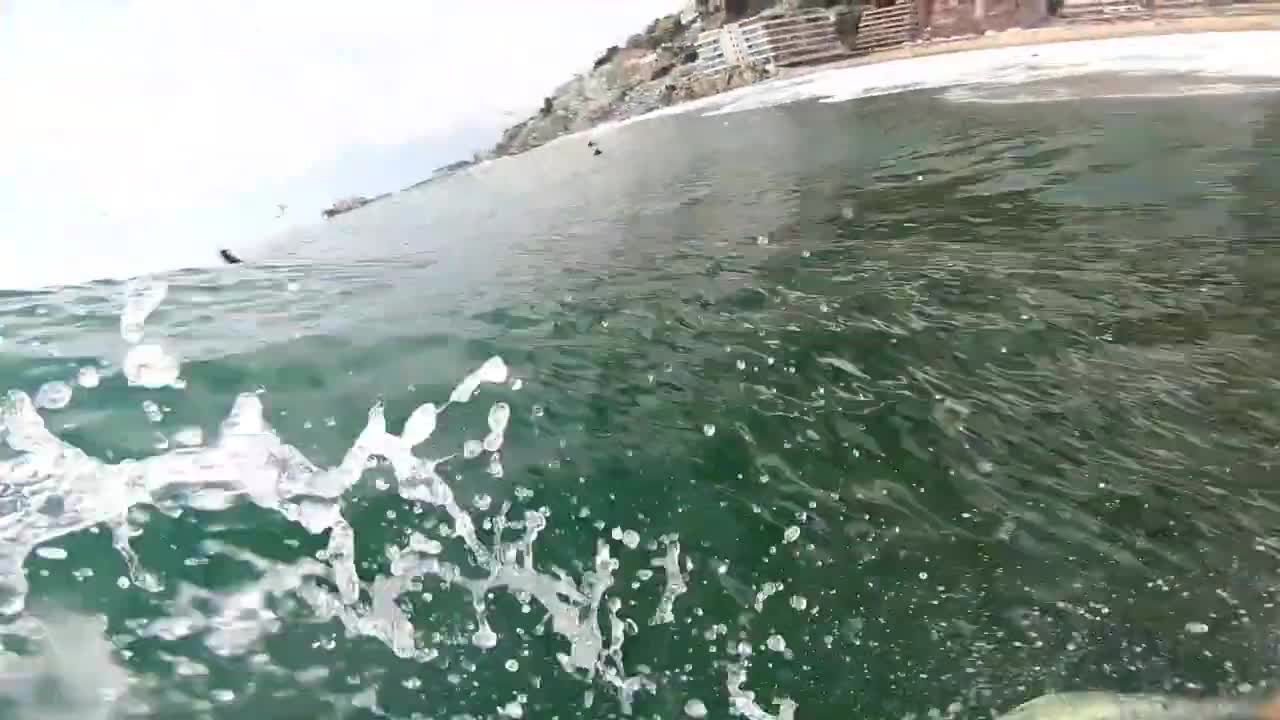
[472,626,498,649]
[211,689,235,703]
[505,659,519,672]
[463,440,484,459]
[789,595,808,611]
[35,381,73,410]
[77,366,100,388]
[1186,621,1210,635]
[783,526,800,544]
[767,634,788,652]
[703,424,716,437]
[116,576,131,589]
[35,547,67,560]
[685,699,708,718]
[142,400,164,423]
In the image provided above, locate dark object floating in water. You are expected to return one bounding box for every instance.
[593,148,603,156]
[219,248,243,265]
[587,140,597,148]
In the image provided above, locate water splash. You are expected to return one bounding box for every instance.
[726,664,797,720]
[650,535,686,626]
[448,356,509,404]
[119,277,168,344]
[484,401,511,452]
[0,350,685,713]
[123,344,182,388]
[401,402,438,447]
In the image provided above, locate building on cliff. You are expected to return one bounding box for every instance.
[694,8,850,74]
[692,0,1052,73]
[917,0,1048,37]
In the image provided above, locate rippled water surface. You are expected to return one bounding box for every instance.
[3,76,1280,719]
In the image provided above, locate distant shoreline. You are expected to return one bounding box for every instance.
[361,7,1280,210]
[481,7,1280,163]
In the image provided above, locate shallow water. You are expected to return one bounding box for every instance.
[3,71,1280,719]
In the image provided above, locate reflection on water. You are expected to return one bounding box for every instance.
[1,78,1280,719]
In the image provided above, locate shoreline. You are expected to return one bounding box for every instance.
[385,6,1280,199]
[778,8,1280,80]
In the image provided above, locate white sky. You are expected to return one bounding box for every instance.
[0,0,681,287]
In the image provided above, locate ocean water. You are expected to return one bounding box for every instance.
[5,41,1280,720]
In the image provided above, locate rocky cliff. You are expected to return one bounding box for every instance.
[489,11,780,157]
[487,1,858,158]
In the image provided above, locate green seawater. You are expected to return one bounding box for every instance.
[3,81,1280,719]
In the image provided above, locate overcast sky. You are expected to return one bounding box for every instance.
[0,0,681,288]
